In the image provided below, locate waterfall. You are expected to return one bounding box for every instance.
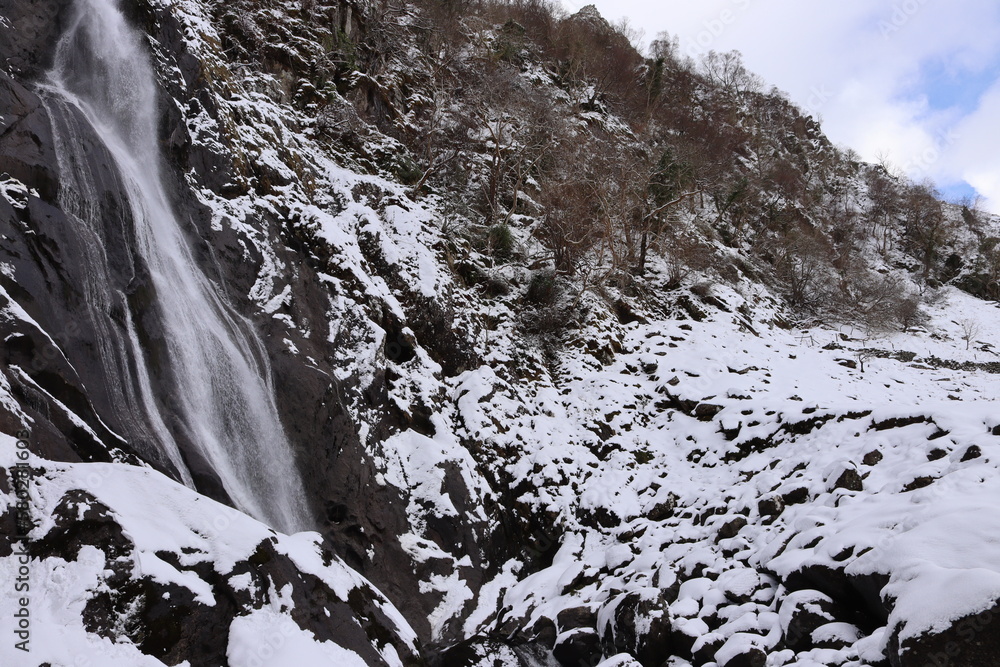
[40,0,310,533]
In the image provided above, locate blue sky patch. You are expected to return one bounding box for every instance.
[918,58,1000,116]
[938,180,979,204]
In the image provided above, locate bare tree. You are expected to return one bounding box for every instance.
[770,228,834,310]
[865,168,901,256]
[902,183,953,281]
[958,318,981,351]
[701,50,763,98]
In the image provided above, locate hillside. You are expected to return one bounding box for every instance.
[1,0,1000,666]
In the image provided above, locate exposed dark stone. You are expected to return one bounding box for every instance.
[14,486,420,667]
[928,428,950,441]
[676,295,707,322]
[902,476,935,492]
[720,647,767,667]
[863,450,884,466]
[430,637,532,666]
[552,628,603,667]
[646,493,678,521]
[668,623,698,662]
[811,622,859,650]
[782,487,810,506]
[577,505,622,529]
[757,496,784,519]
[0,0,74,78]
[31,490,132,563]
[891,602,1000,667]
[778,590,838,652]
[716,516,748,542]
[695,403,724,421]
[722,434,777,463]
[783,564,889,634]
[614,298,647,325]
[531,615,558,650]
[831,466,863,492]
[0,73,61,200]
[871,416,929,431]
[557,606,597,633]
[720,421,743,441]
[693,636,725,665]
[598,591,672,667]
[961,445,982,462]
[699,293,731,312]
[783,413,834,436]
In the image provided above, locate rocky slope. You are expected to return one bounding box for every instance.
[2,0,1000,666]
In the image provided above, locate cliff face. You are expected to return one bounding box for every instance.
[3,1,1000,666]
[1,0,505,655]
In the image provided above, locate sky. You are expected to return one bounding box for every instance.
[559,0,1000,213]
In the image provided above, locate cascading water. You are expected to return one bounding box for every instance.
[39,0,310,533]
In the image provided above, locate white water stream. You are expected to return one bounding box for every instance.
[41,0,309,532]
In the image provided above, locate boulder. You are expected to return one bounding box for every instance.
[553,628,604,667]
[890,603,1000,667]
[716,516,748,542]
[777,589,839,652]
[829,464,863,492]
[598,590,672,667]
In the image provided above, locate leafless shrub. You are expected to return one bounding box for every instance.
[839,271,912,333]
[690,280,714,298]
[662,232,714,289]
[316,97,367,141]
[895,294,926,331]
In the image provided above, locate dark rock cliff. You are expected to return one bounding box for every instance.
[0,0,480,654]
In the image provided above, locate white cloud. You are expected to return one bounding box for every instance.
[562,1,1000,211]
[947,81,1000,211]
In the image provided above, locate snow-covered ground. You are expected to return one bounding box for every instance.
[434,276,1000,665]
[0,437,418,666]
[11,151,1000,664]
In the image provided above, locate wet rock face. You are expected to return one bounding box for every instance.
[0,74,206,483]
[0,0,74,78]
[131,1,495,646]
[0,73,60,200]
[0,78,141,465]
[0,0,472,650]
